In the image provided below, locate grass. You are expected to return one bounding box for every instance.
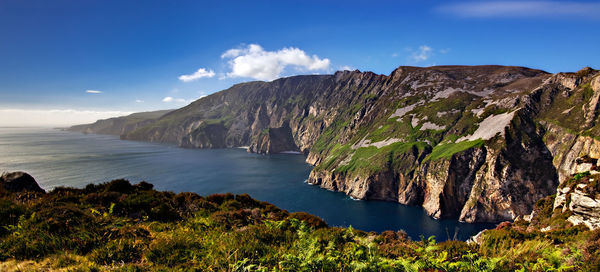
[538,82,598,134]
[334,142,428,177]
[425,139,484,161]
[0,176,599,271]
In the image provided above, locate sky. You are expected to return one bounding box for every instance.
[1,0,599,126]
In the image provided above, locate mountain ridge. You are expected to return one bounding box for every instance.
[68,65,600,224]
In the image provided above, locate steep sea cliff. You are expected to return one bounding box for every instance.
[70,65,600,223]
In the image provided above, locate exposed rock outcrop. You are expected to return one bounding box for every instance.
[566,185,600,230]
[249,122,299,154]
[0,171,45,193]
[552,156,600,230]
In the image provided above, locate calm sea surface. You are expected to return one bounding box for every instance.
[0,127,494,240]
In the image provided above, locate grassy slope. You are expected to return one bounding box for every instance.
[0,179,598,271]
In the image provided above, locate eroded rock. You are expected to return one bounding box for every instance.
[0,171,45,193]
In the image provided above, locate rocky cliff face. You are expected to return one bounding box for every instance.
[249,122,299,154]
[70,65,600,223]
[552,158,600,230]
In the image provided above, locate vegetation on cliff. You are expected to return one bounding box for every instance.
[1,177,599,271]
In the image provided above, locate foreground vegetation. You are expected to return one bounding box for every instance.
[0,179,599,271]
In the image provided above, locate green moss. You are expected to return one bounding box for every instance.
[425,139,484,161]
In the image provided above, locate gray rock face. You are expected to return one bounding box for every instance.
[0,171,45,193]
[67,65,600,223]
[249,122,299,154]
[552,156,600,231]
[567,186,600,230]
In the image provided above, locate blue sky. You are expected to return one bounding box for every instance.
[1,0,599,126]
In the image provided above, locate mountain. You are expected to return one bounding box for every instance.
[69,65,600,223]
[68,110,172,136]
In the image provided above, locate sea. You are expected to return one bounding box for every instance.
[0,127,495,241]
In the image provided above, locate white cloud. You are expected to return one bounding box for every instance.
[221,44,331,81]
[178,68,215,82]
[86,90,102,94]
[338,65,355,71]
[221,48,243,59]
[0,109,132,127]
[135,99,144,103]
[162,96,188,103]
[410,45,433,63]
[437,1,600,18]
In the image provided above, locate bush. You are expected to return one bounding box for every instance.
[235,193,260,208]
[583,229,600,269]
[150,202,180,222]
[288,212,327,229]
[135,181,154,191]
[210,210,252,228]
[206,193,235,205]
[105,179,135,194]
[0,199,26,236]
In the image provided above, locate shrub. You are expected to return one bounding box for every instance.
[135,181,154,191]
[0,199,27,236]
[83,191,122,208]
[221,199,243,211]
[210,210,251,229]
[206,193,235,205]
[235,193,260,208]
[583,229,600,269]
[105,179,134,194]
[288,212,327,229]
[150,202,181,222]
[37,203,96,235]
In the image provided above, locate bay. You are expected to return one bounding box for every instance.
[0,127,494,240]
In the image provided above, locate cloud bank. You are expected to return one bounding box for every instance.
[221,44,330,81]
[0,109,132,127]
[437,1,600,18]
[178,68,215,82]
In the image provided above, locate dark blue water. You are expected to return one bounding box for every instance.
[0,127,494,240]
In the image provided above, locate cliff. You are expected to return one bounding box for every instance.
[68,110,172,136]
[69,65,600,223]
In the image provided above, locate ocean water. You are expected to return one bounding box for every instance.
[0,127,494,240]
